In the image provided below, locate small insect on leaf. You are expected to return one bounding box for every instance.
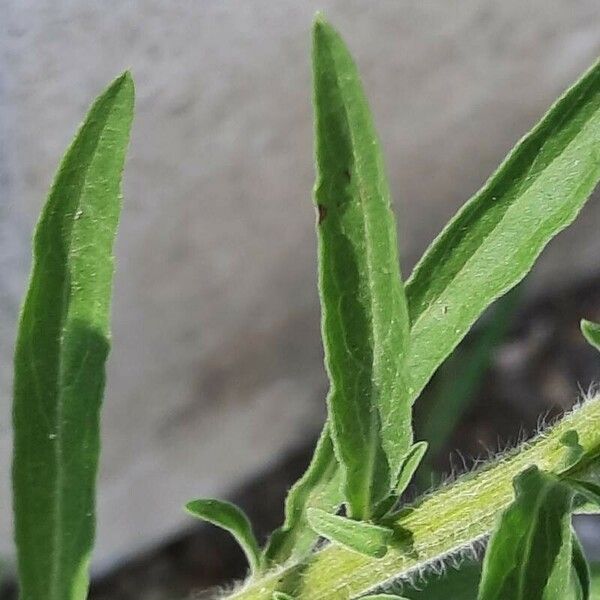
[312,12,412,520]
[186,499,262,575]
[307,508,393,558]
[478,466,576,600]
[581,319,600,353]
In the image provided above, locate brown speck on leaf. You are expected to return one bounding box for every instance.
[317,204,327,225]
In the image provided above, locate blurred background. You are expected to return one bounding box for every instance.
[1,1,600,598]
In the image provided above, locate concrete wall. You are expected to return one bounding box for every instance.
[1,0,599,572]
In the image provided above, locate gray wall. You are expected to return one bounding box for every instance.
[1,0,599,572]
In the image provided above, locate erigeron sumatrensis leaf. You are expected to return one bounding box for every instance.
[307,508,393,558]
[312,15,413,520]
[12,73,134,600]
[186,499,262,576]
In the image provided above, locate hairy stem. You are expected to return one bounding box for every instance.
[225,395,600,600]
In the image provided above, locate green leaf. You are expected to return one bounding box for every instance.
[394,441,428,496]
[186,499,262,575]
[416,285,521,486]
[571,531,591,600]
[581,319,600,352]
[312,14,412,519]
[263,424,342,565]
[307,508,393,558]
[478,466,576,600]
[406,58,600,402]
[12,73,134,600]
[560,430,586,472]
[272,593,294,600]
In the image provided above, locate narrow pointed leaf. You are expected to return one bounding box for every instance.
[263,424,342,565]
[186,499,262,575]
[478,466,575,600]
[12,73,134,600]
[394,441,428,496]
[312,14,411,519]
[582,319,600,352]
[406,58,600,401]
[307,508,393,558]
[272,593,294,600]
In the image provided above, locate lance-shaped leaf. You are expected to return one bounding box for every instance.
[312,15,412,519]
[272,593,294,600]
[393,441,428,497]
[477,466,576,600]
[186,499,262,575]
[581,319,600,352]
[307,508,393,558]
[405,58,600,401]
[12,73,134,600]
[263,424,342,565]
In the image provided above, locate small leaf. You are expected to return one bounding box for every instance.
[263,424,342,565]
[12,72,134,600]
[581,319,600,352]
[307,508,393,558]
[186,499,262,575]
[272,593,294,600]
[560,430,586,472]
[312,13,412,519]
[571,531,591,600]
[394,441,428,496]
[406,57,600,403]
[478,466,576,600]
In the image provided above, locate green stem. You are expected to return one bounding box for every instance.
[225,395,600,600]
